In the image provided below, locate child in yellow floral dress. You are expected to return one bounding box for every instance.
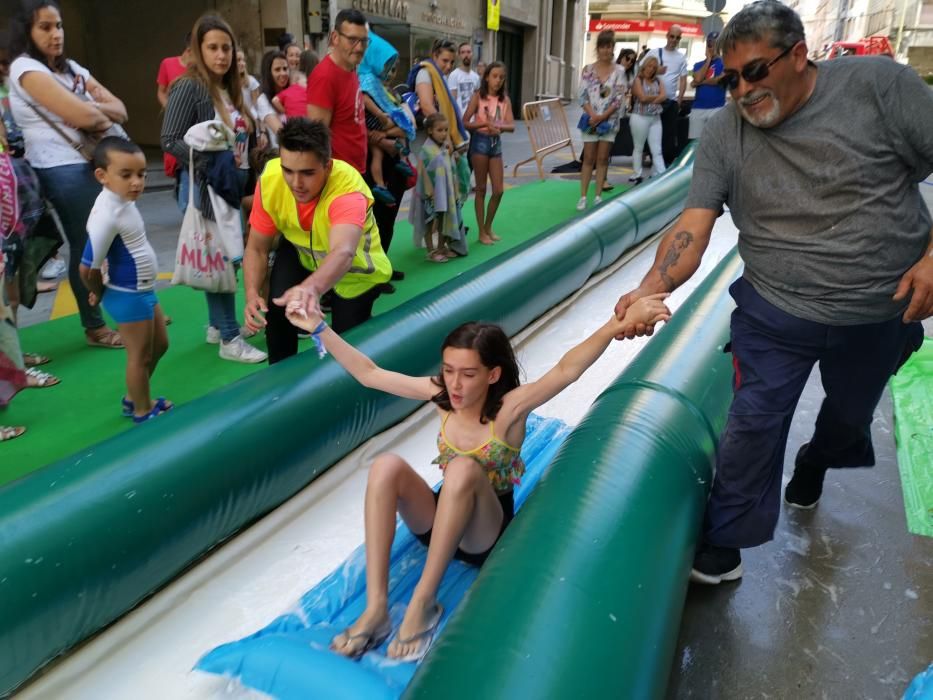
[281,294,671,663]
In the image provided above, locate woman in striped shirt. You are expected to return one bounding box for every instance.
[160,14,266,364]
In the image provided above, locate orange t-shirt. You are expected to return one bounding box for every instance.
[249,183,367,236]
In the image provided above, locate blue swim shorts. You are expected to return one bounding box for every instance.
[102,288,159,324]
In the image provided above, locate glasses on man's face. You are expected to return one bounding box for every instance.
[717,42,796,91]
[668,33,681,40]
[337,31,369,48]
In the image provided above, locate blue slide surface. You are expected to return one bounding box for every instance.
[196,413,570,699]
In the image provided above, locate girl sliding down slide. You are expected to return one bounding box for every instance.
[281,293,671,662]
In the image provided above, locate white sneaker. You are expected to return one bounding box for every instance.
[594,195,602,205]
[219,335,267,363]
[208,325,257,344]
[575,197,586,211]
[40,257,67,280]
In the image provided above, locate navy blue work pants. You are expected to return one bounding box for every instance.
[703,277,923,549]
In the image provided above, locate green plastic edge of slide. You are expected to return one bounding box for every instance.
[406,250,743,700]
[0,150,697,695]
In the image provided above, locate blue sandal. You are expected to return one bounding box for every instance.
[132,397,173,424]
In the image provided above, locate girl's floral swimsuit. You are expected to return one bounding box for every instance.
[432,412,525,492]
[415,413,525,566]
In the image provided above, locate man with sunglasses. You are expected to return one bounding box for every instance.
[645,25,688,166]
[614,0,933,585]
[307,8,369,174]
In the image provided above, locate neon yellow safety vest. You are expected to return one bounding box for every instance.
[259,157,391,298]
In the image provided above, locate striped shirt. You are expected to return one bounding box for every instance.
[160,77,219,219]
[81,188,158,292]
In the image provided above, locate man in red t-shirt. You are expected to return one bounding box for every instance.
[306,9,368,173]
[156,33,190,176]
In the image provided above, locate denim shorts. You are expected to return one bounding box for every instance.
[102,288,159,324]
[469,132,502,158]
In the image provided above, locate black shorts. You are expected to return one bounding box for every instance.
[414,488,515,567]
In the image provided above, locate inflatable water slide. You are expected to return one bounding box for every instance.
[1,148,743,699]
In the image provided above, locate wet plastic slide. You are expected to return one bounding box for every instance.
[3,147,741,698]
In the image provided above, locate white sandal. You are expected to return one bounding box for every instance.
[0,426,26,441]
[25,367,61,388]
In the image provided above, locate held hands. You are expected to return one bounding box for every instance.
[272,285,323,332]
[893,253,933,323]
[87,291,100,308]
[613,288,670,339]
[282,296,324,333]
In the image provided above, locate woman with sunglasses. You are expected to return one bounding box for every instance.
[628,55,667,185]
[576,29,628,211]
[7,0,127,349]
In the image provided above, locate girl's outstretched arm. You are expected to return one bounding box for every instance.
[502,294,671,420]
[283,305,438,401]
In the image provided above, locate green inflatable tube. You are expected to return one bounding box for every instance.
[0,152,696,695]
[407,250,743,700]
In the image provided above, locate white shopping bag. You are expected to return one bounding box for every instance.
[171,154,237,294]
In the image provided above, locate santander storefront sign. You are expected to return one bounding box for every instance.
[588,19,703,36]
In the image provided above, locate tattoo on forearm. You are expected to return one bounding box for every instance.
[658,231,694,291]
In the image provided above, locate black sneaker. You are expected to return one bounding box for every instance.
[377,282,396,295]
[690,543,743,585]
[391,270,405,281]
[784,443,828,510]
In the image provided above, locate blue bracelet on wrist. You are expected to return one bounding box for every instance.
[311,321,328,358]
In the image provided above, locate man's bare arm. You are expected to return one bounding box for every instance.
[613,207,717,337]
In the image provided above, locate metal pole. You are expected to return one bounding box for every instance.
[894,0,909,57]
[329,0,338,31]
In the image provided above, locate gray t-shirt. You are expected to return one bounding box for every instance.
[686,57,933,325]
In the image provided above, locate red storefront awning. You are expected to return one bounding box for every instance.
[588,19,703,37]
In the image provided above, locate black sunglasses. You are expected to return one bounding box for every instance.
[717,42,796,91]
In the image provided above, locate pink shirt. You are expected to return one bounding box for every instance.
[276,84,308,118]
[156,56,186,88]
[471,95,513,135]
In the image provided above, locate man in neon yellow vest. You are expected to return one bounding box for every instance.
[243,118,392,364]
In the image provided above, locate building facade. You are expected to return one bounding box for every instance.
[0,0,584,147]
[788,0,933,72]
[585,0,714,68]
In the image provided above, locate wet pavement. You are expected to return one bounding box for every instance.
[667,182,933,699]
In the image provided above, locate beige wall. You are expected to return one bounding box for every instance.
[908,45,933,73]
